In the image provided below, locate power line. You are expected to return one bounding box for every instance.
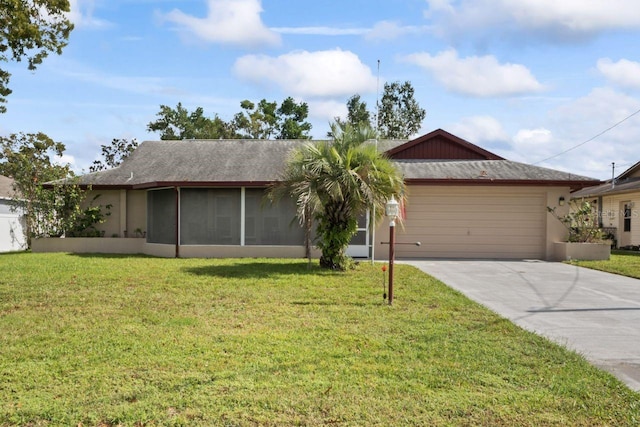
[532,107,640,165]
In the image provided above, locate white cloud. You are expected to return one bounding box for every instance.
[364,21,428,41]
[233,49,378,98]
[423,0,455,17]
[444,89,640,179]
[307,99,347,121]
[597,58,640,90]
[67,0,111,29]
[54,153,76,169]
[272,21,428,41]
[527,88,640,177]
[514,128,553,145]
[272,26,368,36]
[424,0,640,40]
[161,0,280,49]
[511,128,555,160]
[403,49,545,97]
[449,115,510,143]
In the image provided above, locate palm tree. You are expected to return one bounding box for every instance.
[269,122,405,270]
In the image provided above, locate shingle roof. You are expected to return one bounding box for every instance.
[395,159,598,186]
[572,178,640,198]
[76,139,307,188]
[571,161,640,198]
[74,139,599,189]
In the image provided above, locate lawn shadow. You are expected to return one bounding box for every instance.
[67,253,157,259]
[184,261,336,279]
[612,249,640,257]
[0,250,30,256]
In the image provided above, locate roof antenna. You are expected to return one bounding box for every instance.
[375,59,381,140]
[611,162,615,189]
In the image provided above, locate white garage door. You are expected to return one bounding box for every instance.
[394,186,546,259]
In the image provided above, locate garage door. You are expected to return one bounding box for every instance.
[393,186,546,259]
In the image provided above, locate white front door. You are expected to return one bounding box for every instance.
[346,212,370,258]
[619,201,632,248]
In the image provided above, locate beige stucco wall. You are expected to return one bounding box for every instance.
[553,242,611,261]
[598,193,640,247]
[373,185,570,261]
[84,189,147,238]
[546,187,570,258]
[127,190,147,237]
[53,184,572,260]
[84,189,123,237]
[32,238,319,259]
[143,243,177,258]
[33,237,146,254]
[179,245,320,259]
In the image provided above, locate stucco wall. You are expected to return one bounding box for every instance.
[32,237,145,254]
[127,190,147,237]
[31,238,319,259]
[85,190,123,237]
[599,193,640,247]
[546,187,570,258]
[83,189,147,238]
[179,245,320,259]
[44,185,573,261]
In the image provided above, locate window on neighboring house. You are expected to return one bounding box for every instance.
[624,204,632,232]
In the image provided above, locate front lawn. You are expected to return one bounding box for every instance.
[569,250,640,279]
[1,253,638,426]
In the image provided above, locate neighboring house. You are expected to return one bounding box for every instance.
[33,129,599,260]
[571,161,640,248]
[0,175,27,252]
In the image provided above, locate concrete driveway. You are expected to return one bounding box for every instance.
[403,259,640,392]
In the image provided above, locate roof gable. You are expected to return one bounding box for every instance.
[385,128,504,160]
[617,161,640,180]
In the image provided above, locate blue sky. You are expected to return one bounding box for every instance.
[2,0,640,179]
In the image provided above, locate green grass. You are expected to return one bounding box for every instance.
[569,250,640,278]
[1,253,639,426]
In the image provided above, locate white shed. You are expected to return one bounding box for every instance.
[0,176,26,252]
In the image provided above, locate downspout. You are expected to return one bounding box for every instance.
[371,206,376,263]
[240,187,245,246]
[175,186,180,258]
[119,189,127,237]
